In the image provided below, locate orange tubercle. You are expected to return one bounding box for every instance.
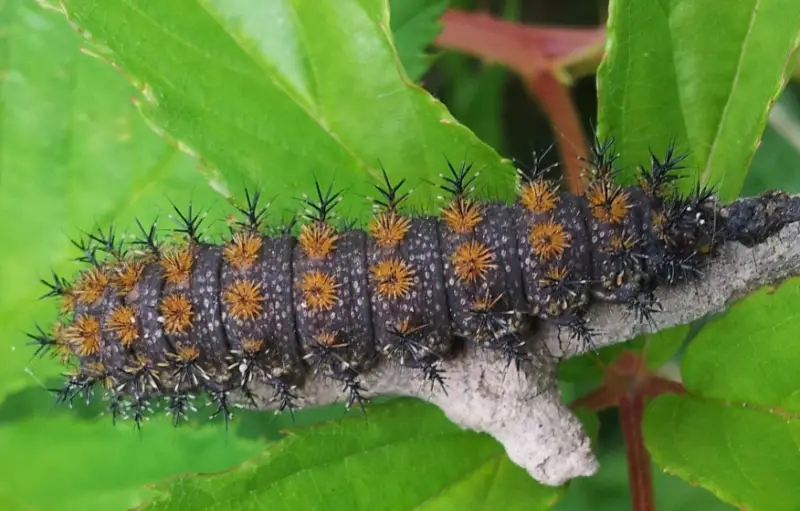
[299,270,340,311]
[520,180,559,214]
[370,257,415,300]
[160,293,194,334]
[223,279,264,320]
[451,241,496,284]
[368,211,411,247]
[160,247,194,284]
[224,230,262,269]
[67,314,102,356]
[441,197,482,233]
[112,260,144,296]
[72,267,109,305]
[106,305,139,346]
[298,221,338,258]
[529,219,572,261]
[586,181,630,224]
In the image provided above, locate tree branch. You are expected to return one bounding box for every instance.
[245,193,800,487]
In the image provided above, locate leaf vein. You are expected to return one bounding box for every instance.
[700,0,760,186]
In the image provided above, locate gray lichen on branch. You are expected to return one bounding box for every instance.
[246,192,800,487]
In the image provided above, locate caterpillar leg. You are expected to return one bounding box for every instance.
[482,330,529,371]
[340,370,368,415]
[208,389,235,429]
[106,389,153,429]
[267,377,299,421]
[166,390,194,427]
[168,352,207,391]
[418,354,447,395]
[557,316,598,355]
[106,393,125,425]
[129,394,151,430]
[383,323,448,394]
[627,291,661,328]
[52,369,98,408]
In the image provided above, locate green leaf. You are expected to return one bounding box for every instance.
[0,0,227,401]
[572,407,600,443]
[438,57,509,152]
[680,282,800,410]
[0,1,267,509]
[390,0,448,82]
[558,324,689,384]
[643,280,800,511]
[56,0,516,217]
[434,0,519,154]
[141,399,565,511]
[743,83,800,195]
[597,0,800,200]
[0,410,266,511]
[558,442,737,510]
[645,395,800,511]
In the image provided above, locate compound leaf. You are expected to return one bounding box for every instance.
[598,0,800,200]
[141,399,564,511]
[391,0,448,82]
[644,280,800,511]
[56,0,516,218]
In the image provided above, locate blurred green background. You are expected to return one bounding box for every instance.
[1,0,799,509]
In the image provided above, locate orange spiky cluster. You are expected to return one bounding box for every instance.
[541,266,569,284]
[369,169,411,246]
[606,233,638,253]
[72,267,109,304]
[160,247,194,284]
[66,314,102,356]
[520,180,559,214]
[298,221,338,258]
[586,181,630,224]
[171,343,200,362]
[241,338,265,354]
[316,331,341,346]
[79,362,113,389]
[451,241,496,284]
[652,211,667,239]
[59,291,77,315]
[368,211,411,247]
[529,220,572,261]
[394,317,426,336]
[299,270,339,311]
[224,230,262,269]
[370,258,415,300]
[223,279,264,320]
[51,323,73,363]
[105,305,138,346]
[471,290,503,311]
[112,260,144,296]
[441,197,482,233]
[160,293,194,334]
[124,354,154,374]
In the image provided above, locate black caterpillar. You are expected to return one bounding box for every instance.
[26,138,800,427]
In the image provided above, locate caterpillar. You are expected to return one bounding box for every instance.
[26,138,799,427]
